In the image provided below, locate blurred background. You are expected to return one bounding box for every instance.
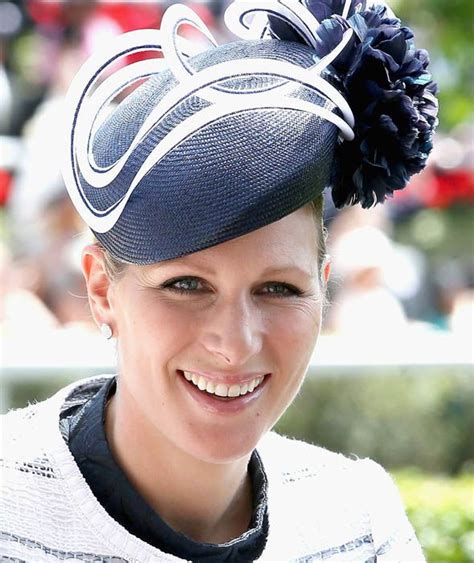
[0,1,472,560]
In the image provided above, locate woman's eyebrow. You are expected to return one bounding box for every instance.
[259,265,314,278]
[161,259,314,278]
[157,258,216,274]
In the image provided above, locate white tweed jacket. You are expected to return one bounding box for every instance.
[0,376,425,562]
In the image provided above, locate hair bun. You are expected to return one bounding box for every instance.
[268,0,439,208]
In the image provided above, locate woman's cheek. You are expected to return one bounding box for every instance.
[266,298,322,340]
[127,290,195,330]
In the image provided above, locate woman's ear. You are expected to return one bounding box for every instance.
[81,244,115,331]
[322,254,331,285]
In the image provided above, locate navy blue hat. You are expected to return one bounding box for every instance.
[62,1,438,264]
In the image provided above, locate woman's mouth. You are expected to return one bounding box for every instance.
[176,370,270,412]
[182,370,265,398]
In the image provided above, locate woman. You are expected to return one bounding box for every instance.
[1,1,438,560]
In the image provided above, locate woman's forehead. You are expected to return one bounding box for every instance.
[140,207,319,277]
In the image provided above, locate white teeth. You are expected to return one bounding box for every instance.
[228,384,241,398]
[215,383,228,397]
[182,371,265,398]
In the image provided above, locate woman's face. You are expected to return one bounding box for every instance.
[107,205,326,463]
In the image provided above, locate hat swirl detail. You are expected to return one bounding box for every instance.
[63,3,355,236]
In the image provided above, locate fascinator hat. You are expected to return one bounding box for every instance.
[62,0,438,264]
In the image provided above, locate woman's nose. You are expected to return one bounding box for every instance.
[201,295,263,367]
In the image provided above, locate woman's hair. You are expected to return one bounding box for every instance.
[95,194,328,285]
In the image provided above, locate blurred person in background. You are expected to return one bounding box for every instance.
[1,1,439,561]
[327,220,408,337]
[0,240,59,334]
[6,0,122,330]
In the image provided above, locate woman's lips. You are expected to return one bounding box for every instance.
[177,370,270,414]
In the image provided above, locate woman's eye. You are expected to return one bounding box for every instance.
[262,282,302,297]
[161,278,301,298]
[163,277,205,294]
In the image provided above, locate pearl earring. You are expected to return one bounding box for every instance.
[100,323,113,340]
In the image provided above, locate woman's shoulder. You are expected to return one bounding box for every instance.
[0,375,114,459]
[257,432,425,562]
[0,375,168,562]
[258,430,379,474]
[258,430,399,503]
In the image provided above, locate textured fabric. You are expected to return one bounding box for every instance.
[64,377,269,561]
[1,375,426,562]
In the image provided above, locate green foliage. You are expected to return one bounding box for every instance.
[395,471,474,563]
[394,205,474,263]
[394,0,474,129]
[275,369,474,474]
[9,377,74,409]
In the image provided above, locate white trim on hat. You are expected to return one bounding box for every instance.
[63,2,356,234]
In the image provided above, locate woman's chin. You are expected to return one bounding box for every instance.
[184,430,263,465]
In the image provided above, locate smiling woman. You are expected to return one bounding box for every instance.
[92,203,324,468]
[81,204,326,553]
[0,1,438,561]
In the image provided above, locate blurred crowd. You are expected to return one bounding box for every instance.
[1,0,473,348]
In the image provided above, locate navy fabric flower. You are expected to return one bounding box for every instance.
[304,0,366,22]
[268,0,365,42]
[269,2,439,208]
[315,4,439,207]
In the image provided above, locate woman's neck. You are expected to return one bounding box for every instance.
[104,383,253,544]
